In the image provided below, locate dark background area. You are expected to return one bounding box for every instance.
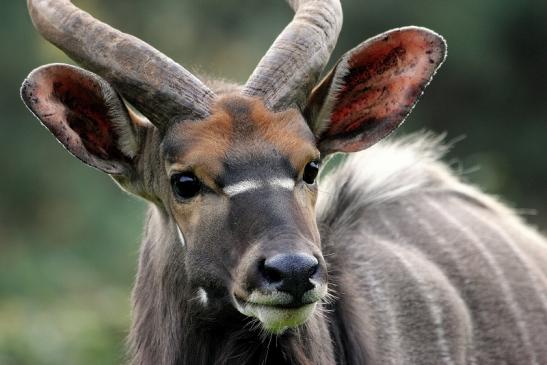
[1,0,545,363]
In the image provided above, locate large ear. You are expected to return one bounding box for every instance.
[305,27,447,155]
[21,64,143,175]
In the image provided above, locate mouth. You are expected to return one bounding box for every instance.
[233,292,322,334]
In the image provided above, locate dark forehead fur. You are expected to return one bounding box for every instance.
[162,94,318,181]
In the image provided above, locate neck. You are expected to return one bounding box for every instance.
[127,206,337,365]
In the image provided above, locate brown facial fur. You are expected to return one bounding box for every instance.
[161,95,322,282]
[157,95,325,322]
[164,94,319,185]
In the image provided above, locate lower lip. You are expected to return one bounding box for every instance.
[235,298,317,333]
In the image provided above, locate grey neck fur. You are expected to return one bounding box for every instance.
[128,132,547,365]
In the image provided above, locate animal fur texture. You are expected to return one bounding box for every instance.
[128,133,547,364]
[317,134,547,364]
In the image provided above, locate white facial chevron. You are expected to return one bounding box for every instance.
[223,178,295,197]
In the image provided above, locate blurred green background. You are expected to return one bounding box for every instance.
[1,0,546,364]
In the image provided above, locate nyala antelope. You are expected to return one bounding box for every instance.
[21,0,547,364]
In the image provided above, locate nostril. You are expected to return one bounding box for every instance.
[259,258,283,283]
[308,262,319,278]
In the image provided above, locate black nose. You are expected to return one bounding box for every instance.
[260,253,319,300]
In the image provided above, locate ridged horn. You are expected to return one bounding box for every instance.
[27,0,215,129]
[243,0,342,111]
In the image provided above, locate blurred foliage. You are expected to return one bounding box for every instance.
[0,0,546,363]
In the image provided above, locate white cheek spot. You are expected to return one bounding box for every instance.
[176,225,186,247]
[197,287,208,306]
[223,178,295,197]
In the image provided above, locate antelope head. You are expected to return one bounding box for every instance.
[21,0,446,333]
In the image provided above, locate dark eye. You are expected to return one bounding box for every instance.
[171,172,201,200]
[303,160,320,184]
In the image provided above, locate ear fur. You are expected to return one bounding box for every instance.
[305,26,447,155]
[21,63,141,175]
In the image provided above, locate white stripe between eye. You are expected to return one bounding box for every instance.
[223,178,295,197]
[269,178,295,190]
[223,180,263,196]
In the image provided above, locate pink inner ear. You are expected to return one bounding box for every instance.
[320,28,445,152]
[24,65,126,164]
[50,73,119,160]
